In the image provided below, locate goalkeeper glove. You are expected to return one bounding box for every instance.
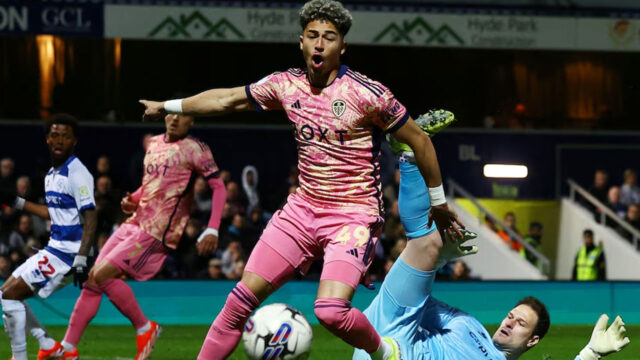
[435,229,478,270]
[578,314,630,360]
[71,255,88,289]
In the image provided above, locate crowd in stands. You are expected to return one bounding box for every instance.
[0,140,477,283]
[583,169,640,244]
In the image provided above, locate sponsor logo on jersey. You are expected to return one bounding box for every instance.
[469,331,493,359]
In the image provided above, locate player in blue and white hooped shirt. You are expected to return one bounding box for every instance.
[0,114,97,360]
[354,110,630,360]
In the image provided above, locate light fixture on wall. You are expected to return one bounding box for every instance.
[483,164,528,178]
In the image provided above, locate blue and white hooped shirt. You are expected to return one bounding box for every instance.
[44,155,95,265]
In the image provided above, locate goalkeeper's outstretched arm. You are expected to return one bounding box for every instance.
[576,314,630,360]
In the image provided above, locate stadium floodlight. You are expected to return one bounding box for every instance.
[483,164,528,178]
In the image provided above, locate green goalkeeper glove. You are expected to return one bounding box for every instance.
[579,314,630,360]
[435,229,478,270]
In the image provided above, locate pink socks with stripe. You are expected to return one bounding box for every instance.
[198,282,260,360]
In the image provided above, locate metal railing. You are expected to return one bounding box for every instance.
[447,178,551,275]
[567,179,640,249]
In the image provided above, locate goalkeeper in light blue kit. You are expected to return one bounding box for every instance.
[354,111,631,360]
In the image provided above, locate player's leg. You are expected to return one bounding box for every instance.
[96,225,169,360]
[1,277,32,360]
[198,234,298,359]
[62,224,154,357]
[317,215,399,360]
[23,301,64,359]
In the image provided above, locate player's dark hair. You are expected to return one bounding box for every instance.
[46,113,78,137]
[516,296,550,340]
[583,229,594,238]
[299,0,353,36]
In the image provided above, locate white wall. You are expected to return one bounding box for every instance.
[450,200,547,280]
[556,199,640,280]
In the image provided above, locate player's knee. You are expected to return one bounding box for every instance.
[92,269,112,286]
[314,300,349,332]
[408,231,442,257]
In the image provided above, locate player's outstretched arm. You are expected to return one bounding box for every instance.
[139,86,254,121]
[391,119,464,240]
[0,188,50,219]
[577,314,630,360]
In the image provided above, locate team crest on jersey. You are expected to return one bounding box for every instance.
[332,99,346,118]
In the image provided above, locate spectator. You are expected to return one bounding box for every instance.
[497,212,523,252]
[450,260,473,281]
[193,176,212,224]
[606,186,626,219]
[222,213,258,256]
[15,176,33,202]
[617,204,640,241]
[128,133,153,189]
[219,169,232,185]
[96,155,120,191]
[0,255,11,280]
[221,241,244,280]
[96,155,111,178]
[520,222,543,266]
[6,214,33,255]
[226,181,246,214]
[620,169,640,207]
[572,229,606,281]
[175,218,205,278]
[382,168,401,204]
[205,258,225,280]
[0,157,15,191]
[484,214,498,232]
[588,169,609,205]
[241,165,260,212]
[382,200,403,245]
[95,175,119,235]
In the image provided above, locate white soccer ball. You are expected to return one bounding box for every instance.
[242,303,313,360]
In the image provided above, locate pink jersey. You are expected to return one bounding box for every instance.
[246,65,409,215]
[128,134,219,249]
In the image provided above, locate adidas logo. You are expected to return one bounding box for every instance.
[291,100,301,109]
[345,249,359,258]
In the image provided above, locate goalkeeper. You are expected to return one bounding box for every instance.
[354,111,630,360]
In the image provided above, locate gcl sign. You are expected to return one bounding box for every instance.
[0,1,102,36]
[42,7,91,29]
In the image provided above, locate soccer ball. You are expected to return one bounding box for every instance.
[242,303,313,359]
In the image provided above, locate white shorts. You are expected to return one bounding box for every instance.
[12,249,72,299]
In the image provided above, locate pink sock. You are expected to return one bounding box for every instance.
[314,298,381,353]
[100,279,148,330]
[198,282,259,360]
[63,285,103,347]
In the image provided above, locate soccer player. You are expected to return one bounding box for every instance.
[354,116,631,360]
[0,114,97,360]
[57,112,227,360]
[140,1,463,359]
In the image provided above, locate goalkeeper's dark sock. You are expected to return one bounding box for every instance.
[63,285,102,347]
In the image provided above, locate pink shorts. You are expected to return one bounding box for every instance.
[246,194,383,289]
[96,223,168,281]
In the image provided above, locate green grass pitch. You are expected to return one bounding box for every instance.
[2,324,638,359]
